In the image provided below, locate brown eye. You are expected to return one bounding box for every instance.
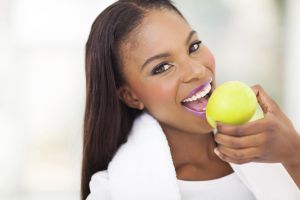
[152,62,174,75]
[189,40,202,54]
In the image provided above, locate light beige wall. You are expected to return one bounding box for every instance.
[283,0,300,131]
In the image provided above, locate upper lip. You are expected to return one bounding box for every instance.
[181,77,213,102]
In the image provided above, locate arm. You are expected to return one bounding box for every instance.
[282,133,300,188]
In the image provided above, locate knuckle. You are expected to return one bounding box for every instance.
[230,140,240,148]
[253,84,262,90]
[264,102,279,115]
[257,84,263,90]
[233,151,244,160]
[235,128,244,136]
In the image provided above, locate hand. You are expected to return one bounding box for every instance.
[213,85,300,166]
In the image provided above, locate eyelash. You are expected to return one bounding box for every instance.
[189,40,202,54]
[152,62,174,75]
[151,40,202,75]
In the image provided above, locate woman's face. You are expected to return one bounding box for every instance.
[119,9,216,135]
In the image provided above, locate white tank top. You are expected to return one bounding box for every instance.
[177,172,256,200]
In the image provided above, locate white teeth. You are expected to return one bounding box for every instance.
[183,83,211,103]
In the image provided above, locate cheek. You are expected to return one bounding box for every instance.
[135,80,177,107]
[203,47,216,71]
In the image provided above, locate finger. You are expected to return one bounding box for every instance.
[217,119,266,137]
[214,133,264,149]
[216,145,260,161]
[251,85,278,115]
[214,148,253,164]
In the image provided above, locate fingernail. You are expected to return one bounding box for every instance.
[214,148,220,157]
[212,129,217,135]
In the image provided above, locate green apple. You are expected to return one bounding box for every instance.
[249,104,264,122]
[206,81,258,128]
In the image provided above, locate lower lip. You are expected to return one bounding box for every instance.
[181,81,213,119]
[182,106,206,119]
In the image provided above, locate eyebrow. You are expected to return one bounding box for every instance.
[186,30,197,46]
[140,30,197,71]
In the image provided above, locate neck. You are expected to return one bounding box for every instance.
[161,125,217,169]
[160,122,234,181]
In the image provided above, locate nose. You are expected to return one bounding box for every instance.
[180,60,206,83]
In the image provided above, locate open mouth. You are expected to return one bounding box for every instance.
[181,78,213,117]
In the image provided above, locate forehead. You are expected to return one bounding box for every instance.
[120,10,192,68]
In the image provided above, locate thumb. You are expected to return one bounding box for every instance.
[251,84,278,115]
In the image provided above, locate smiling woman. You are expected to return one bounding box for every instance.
[117,8,216,136]
[82,1,300,200]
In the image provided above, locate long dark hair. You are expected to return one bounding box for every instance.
[82,0,183,199]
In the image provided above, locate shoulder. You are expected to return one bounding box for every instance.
[86,170,111,200]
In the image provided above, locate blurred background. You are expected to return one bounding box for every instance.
[0,0,299,199]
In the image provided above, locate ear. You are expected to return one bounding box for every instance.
[118,85,145,110]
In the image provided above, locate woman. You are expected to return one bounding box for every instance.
[82,0,300,199]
